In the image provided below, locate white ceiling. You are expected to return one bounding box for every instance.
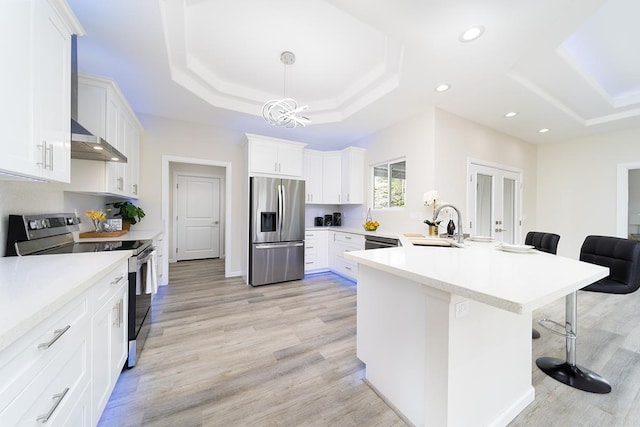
[67,0,640,150]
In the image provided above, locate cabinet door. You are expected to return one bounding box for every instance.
[323,152,342,204]
[34,0,72,183]
[92,285,127,423]
[303,151,323,203]
[277,143,304,177]
[249,139,279,175]
[316,229,329,269]
[341,148,365,204]
[125,119,140,198]
[105,93,126,195]
[0,1,40,179]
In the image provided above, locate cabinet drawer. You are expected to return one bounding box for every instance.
[0,329,90,426]
[333,258,358,280]
[334,232,364,246]
[93,262,128,310]
[0,293,89,413]
[305,232,316,240]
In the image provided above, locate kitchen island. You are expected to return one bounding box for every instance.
[345,241,609,427]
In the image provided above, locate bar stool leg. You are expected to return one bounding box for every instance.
[536,291,611,393]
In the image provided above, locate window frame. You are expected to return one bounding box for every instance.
[371,158,407,211]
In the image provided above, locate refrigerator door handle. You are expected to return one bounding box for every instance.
[255,242,304,249]
[278,184,285,233]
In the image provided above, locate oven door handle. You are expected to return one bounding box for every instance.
[137,249,156,265]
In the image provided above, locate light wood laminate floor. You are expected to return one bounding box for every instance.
[99,259,640,426]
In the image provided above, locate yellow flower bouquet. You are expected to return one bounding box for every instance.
[85,210,106,232]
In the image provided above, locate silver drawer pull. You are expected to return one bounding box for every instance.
[345,236,352,240]
[37,387,69,423]
[345,266,352,270]
[111,275,125,286]
[38,325,71,350]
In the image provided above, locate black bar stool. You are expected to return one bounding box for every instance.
[536,235,640,393]
[524,232,560,339]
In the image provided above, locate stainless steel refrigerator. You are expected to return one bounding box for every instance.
[249,177,305,286]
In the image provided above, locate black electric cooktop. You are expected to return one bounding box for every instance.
[37,240,151,255]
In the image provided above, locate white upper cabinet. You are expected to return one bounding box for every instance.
[0,0,82,182]
[301,147,364,205]
[68,74,143,198]
[322,152,342,204]
[247,134,306,178]
[340,147,365,204]
[303,150,323,203]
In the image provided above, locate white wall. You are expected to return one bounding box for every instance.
[137,113,246,275]
[353,108,436,235]
[353,108,537,238]
[537,126,640,258]
[434,109,538,239]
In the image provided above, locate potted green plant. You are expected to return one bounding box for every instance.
[106,201,145,230]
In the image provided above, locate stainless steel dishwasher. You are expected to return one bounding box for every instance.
[364,235,399,249]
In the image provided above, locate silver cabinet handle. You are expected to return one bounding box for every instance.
[133,184,138,194]
[47,143,54,170]
[38,325,71,350]
[111,275,125,287]
[117,177,124,190]
[37,142,46,168]
[37,387,69,423]
[345,236,352,240]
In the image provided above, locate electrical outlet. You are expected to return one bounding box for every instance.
[455,300,470,318]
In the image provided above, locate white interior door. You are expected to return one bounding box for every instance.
[176,175,220,260]
[468,163,522,244]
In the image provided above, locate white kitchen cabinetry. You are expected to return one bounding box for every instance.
[0,260,128,427]
[247,134,306,178]
[301,148,363,205]
[304,230,329,273]
[303,151,323,203]
[329,231,364,281]
[0,292,91,426]
[323,152,342,204]
[67,74,143,198]
[0,0,81,182]
[340,147,365,204]
[91,265,128,424]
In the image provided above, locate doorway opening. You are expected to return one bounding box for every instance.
[173,172,223,261]
[162,156,233,279]
[616,162,640,239]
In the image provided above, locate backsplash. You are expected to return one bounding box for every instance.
[0,181,115,256]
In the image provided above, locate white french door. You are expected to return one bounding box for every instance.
[467,163,522,244]
[176,175,221,261]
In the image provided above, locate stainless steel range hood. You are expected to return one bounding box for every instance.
[70,35,127,163]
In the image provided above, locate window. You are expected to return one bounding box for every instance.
[372,159,406,209]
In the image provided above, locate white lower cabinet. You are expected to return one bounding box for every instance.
[304,230,329,273]
[91,268,128,424]
[0,260,128,427]
[329,231,365,281]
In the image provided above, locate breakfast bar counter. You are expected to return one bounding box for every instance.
[345,242,608,427]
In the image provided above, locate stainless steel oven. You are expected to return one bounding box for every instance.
[5,213,156,368]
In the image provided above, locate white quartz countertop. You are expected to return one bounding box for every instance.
[0,251,132,352]
[305,227,400,240]
[77,228,162,242]
[345,241,609,314]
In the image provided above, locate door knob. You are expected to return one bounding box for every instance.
[213,221,219,225]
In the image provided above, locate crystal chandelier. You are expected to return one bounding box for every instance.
[262,51,310,128]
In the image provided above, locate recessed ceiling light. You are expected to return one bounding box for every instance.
[93,146,104,150]
[435,84,450,92]
[538,128,550,133]
[111,157,120,161]
[460,26,485,42]
[504,112,518,118]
